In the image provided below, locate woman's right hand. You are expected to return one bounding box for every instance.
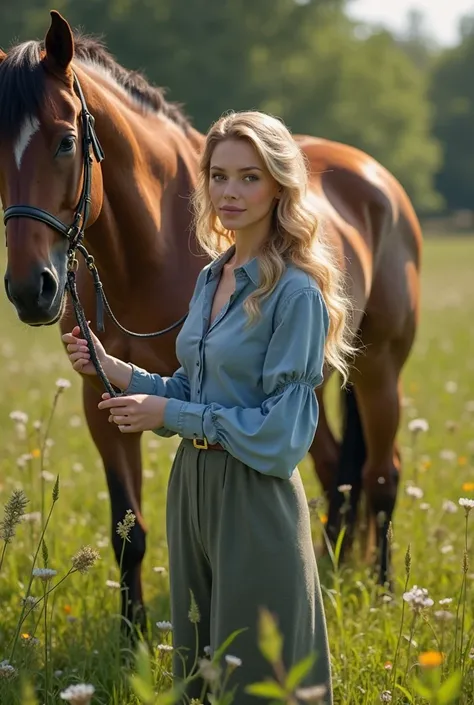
[61,325,108,376]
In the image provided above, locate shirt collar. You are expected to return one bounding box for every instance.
[207,245,260,287]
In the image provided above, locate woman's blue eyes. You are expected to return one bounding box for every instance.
[211,174,259,182]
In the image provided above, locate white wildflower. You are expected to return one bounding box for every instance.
[156,621,172,631]
[41,470,55,482]
[441,544,453,554]
[225,654,242,668]
[32,568,57,582]
[442,500,458,514]
[295,684,327,701]
[459,498,474,514]
[157,644,173,652]
[337,484,352,494]
[406,485,424,499]
[434,610,454,621]
[56,378,72,390]
[408,418,429,434]
[9,410,28,424]
[445,380,458,394]
[105,580,120,589]
[60,683,95,703]
[198,658,221,683]
[153,566,166,574]
[439,598,453,605]
[380,692,392,703]
[403,585,434,610]
[440,449,456,461]
[0,660,17,679]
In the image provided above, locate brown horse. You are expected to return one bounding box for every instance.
[0,12,421,626]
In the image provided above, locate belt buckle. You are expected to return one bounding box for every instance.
[193,438,208,450]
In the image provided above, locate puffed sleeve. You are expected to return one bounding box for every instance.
[163,288,329,479]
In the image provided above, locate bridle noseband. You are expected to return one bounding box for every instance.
[3,72,187,397]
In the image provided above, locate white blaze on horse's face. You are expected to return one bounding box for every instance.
[14,116,40,169]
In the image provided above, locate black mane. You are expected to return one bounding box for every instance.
[0,32,190,139]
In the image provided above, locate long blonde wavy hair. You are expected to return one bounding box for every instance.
[192,110,355,384]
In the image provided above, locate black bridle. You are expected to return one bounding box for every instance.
[3,72,187,397]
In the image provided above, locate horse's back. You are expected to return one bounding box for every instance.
[296,134,422,337]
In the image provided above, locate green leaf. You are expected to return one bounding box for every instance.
[212,627,247,661]
[129,674,155,704]
[411,678,433,700]
[394,684,415,703]
[129,641,155,704]
[155,688,184,705]
[333,525,347,568]
[245,680,286,700]
[436,670,463,705]
[257,608,283,665]
[285,652,316,691]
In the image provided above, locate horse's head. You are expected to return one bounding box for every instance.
[0,11,103,326]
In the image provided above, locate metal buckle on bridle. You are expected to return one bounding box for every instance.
[67,255,79,272]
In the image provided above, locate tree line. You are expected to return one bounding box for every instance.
[0,0,472,216]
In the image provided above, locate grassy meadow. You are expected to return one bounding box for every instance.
[0,236,474,704]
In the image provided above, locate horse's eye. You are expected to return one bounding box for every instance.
[58,136,75,154]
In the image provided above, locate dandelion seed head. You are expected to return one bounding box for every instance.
[408,418,429,434]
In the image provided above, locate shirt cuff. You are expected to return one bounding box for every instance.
[164,399,206,439]
[124,363,165,396]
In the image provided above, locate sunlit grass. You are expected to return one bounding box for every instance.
[0,237,473,703]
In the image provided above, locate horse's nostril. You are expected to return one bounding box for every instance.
[39,268,58,304]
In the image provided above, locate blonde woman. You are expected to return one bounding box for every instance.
[63,111,353,703]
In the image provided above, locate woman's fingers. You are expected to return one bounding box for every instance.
[69,351,90,363]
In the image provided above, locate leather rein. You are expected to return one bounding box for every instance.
[3,72,187,397]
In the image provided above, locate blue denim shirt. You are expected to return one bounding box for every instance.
[125,245,329,479]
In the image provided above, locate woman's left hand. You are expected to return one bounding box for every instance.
[97,393,168,433]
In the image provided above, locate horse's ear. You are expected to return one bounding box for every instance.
[44,10,74,71]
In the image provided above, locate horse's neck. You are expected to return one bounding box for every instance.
[81,67,204,295]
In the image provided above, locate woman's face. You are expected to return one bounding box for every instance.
[209,138,281,233]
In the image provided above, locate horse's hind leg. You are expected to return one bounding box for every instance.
[325,382,366,561]
[82,381,147,632]
[351,342,409,588]
[308,385,340,498]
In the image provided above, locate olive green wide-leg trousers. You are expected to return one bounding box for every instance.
[166,439,333,705]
